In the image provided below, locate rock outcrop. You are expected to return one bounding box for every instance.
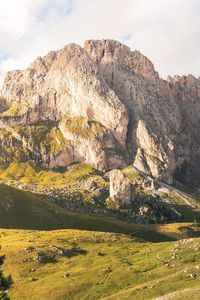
[109,169,134,206]
[1,39,200,186]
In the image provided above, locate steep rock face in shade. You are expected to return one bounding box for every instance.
[1,39,200,185]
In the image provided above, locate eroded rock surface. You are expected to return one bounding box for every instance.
[109,169,134,206]
[1,39,200,185]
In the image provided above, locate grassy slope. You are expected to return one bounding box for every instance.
[0,183,197,243]
[2,182,200,241]
[1,179,200,299]
[1,228,200,300]
[0,183,148,236]
[0,162,97,188]
[2,162,200,224]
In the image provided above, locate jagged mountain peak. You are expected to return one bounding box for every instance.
[84,39,159,81]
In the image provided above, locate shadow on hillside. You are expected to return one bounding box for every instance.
[174,204,200,223]
[1,211,200,243]
[0,221,178,243]
[1,183,200,243]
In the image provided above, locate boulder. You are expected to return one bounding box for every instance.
[109,169,134,206]
[139,205,151,216]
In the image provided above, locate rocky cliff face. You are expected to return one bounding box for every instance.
[0,39,200,186]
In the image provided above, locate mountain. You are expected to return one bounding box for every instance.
[1,39,200,185]
[2,39,200,300]
[0,39,200,223]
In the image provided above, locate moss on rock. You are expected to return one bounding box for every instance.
[61,115,106,139]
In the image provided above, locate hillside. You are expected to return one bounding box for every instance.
[0,183,158,237]
[1,228,200,300]
[2,182,200,242]
[1,183,200,299]
[1,161,200,226]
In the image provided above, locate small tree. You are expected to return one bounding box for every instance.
[0,254,12,300]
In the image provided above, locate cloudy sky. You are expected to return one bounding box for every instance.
[0,0,199,82]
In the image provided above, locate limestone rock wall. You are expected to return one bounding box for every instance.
[1,39,200,185]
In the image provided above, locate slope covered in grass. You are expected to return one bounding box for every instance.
[1,178,200,299]
[1,228,200,300]
[2,162,200,225]
[0,183,140,235]
[0,161,96,187]
[1,183,200,242]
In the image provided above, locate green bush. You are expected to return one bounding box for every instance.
[0,254,12,300]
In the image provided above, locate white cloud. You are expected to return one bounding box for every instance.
[0,0,200,83]
[0,0,43,38]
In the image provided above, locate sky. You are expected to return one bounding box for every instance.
[0,0,199,83]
